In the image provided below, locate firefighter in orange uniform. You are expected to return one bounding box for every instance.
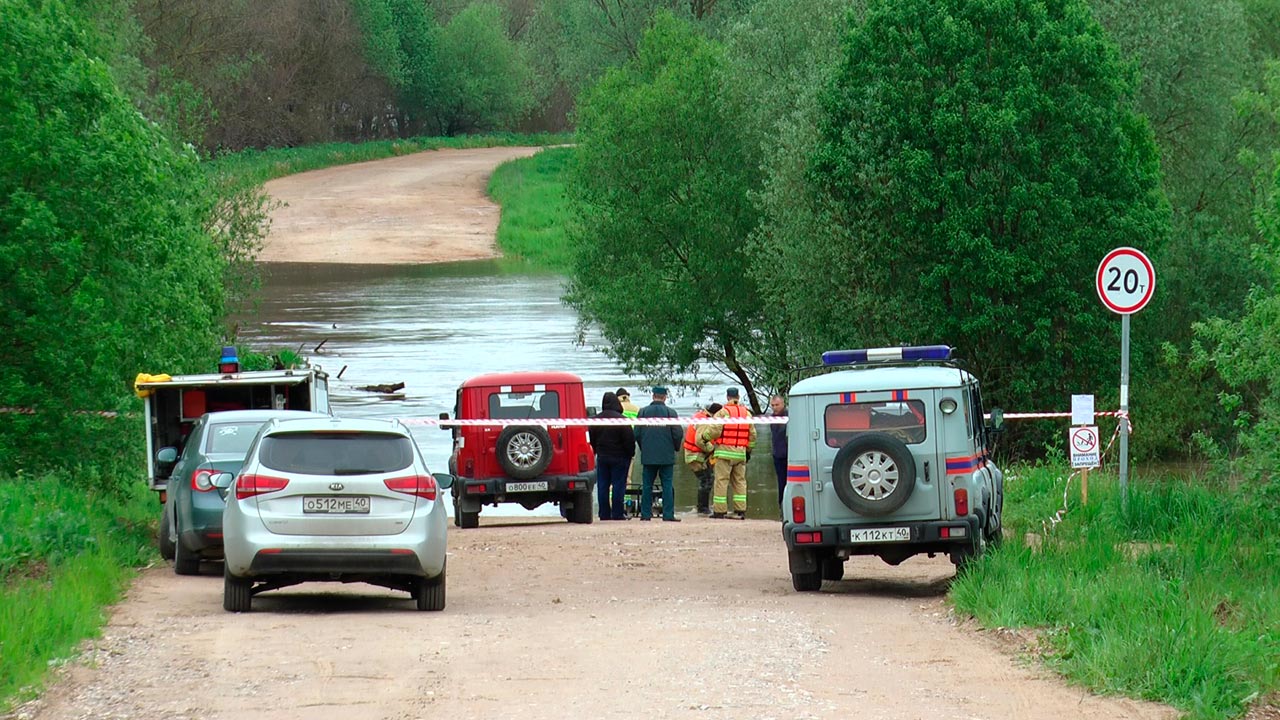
[698,388,756,519]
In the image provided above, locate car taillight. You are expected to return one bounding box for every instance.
[464,458,474,476]
[791,496,805,524]
[191,469,216,492]
[954,488,969,516]
[384,475,438,501]
[578,453,589,473]
[235,474,289,500]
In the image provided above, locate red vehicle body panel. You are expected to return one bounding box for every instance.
[451,371,595,480]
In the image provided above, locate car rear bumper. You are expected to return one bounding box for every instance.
[223,502,446,579]
[248,549,427,575]
[456,473,594,502]
[783,516,980,559]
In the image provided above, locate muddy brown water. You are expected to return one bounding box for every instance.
[237,261,785,519]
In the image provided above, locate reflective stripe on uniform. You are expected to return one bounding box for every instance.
[713,447,747,461]
[732,495,747,502]
[712,495,727,503]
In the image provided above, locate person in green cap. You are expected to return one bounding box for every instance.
[635,386,683,521]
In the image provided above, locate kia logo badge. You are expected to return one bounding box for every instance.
[329,482,344,492]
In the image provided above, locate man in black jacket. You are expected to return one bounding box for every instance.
[588,391,635,520]
[634,386,683,521]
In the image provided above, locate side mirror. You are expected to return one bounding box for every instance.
[987,408,1005,433]
[156,447,178,465]
[210,472,235,490]
[438,412,450,431]
[432,472,456,490]
[586,407,598,418]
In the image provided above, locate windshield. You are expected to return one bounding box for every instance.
[258,432,415,475]
[205,422,268,456]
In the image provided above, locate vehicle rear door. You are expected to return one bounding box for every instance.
[251,430,421,536]
[812,389,943,524]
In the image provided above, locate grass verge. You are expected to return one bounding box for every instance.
[951,465,1279,719]
[207,131,573,188]
[0,474,156,708]
[487,146,575,271]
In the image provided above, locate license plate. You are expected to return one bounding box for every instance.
[848,526,910,543]
[506,481,548,493]
[303,496,370,514]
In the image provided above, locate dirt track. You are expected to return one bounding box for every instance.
[10,148,1178,719]
[10,518,1174,720]
[257,146,541,264]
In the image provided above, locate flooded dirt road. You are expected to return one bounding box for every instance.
[259,146,539,264]
[10,519,1174,720]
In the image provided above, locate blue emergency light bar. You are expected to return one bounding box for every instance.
[821,345,952,366]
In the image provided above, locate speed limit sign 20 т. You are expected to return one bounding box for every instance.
[1096,247,1156,315]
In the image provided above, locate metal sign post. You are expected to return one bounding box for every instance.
[1096,247,1155,506]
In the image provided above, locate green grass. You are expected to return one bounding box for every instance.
[951,466,1279,719]
[206,131,574,188]
[487,146,575,271]
[0,474,156,708]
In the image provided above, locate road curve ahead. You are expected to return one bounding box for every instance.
[258,146,542,265]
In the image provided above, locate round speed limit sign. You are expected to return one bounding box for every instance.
[1096,247,1155,315]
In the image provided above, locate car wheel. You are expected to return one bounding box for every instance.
[223,568,252,612]
[951,531,988,573]
[173,524,201,576]
[158,506,175,561]
[415,565,446,611]
[495,425,553,480]
[821,556,845,582]
[568,490,593,524]
[831,432,917,516]
[792,568,823,592]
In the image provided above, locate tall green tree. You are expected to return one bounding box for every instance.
[429,3,534,134]
[0,0,226,473]
[568,13,771,408]
[807,0,1170,424]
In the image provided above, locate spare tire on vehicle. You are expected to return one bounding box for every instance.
[831,432,916,516]
[496,425,553,480]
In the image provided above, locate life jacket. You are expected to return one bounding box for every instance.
[718,403,751,448]
[683,410,710,452]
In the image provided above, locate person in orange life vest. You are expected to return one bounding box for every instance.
[683,402,722,515]
[698,387,756,519]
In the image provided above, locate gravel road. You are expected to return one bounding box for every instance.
[9,518,1175,720]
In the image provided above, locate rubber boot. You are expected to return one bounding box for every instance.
[695,468,712,514]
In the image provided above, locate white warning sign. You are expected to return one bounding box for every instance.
[1069,426,1100,469]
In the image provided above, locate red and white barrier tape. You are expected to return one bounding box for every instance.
[986,410,1129,421]
[401,416,788,428]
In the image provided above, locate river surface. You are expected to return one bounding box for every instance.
[238,261,784,519]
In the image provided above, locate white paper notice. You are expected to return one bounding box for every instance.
[1071,394,1095,426]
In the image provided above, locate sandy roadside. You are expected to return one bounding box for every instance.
[256,146,543,264]
[9,518,1175,720]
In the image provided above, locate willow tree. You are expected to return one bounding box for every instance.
[567,13,772,409]
[807,0,1170,418]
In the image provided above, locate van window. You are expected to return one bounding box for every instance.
[259,432,414,475]
[488,391,561,420]
[205,421,270,455]
[825,400,927,447]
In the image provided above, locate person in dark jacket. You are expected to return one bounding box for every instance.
[634,386,683,521]
[589,391,635,520]
[770,394,788,510]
